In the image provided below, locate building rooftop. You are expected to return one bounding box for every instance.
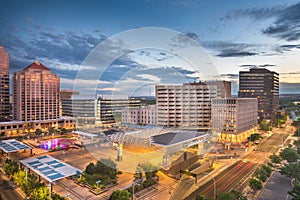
[24,61,50,71]
[20,155,82,183]
[0,139,31,153]
[151,131,206,146]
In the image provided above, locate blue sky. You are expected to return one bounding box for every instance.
[1,0,300,96]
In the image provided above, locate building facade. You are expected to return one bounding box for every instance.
[122,105,156,125]
[211,98,258,142]
[0,46,10,120]
[62,95,141,126]
[0,117,76,137]
[155,81,231,128]
[238,68,279,120]
[13,61,60,121]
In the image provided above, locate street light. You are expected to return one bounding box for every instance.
[24,168,28,180]
[96,180,101,188]
[212,177,216,200]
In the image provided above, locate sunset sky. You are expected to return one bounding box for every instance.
[1,0,300,96]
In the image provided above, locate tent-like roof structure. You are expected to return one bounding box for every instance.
[0,139,31,153]
[151,131,207,147]
[20,155,82,183]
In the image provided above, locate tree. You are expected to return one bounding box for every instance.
[249,178,262,192]
[31,185,50,200]
[280,147,299,163]
[217,190,247,200]
[4,159,19,178]
[21,173,43,196]
[51,193,67,200]
[48,127,55,135]
[195,195,208,200]
[260,120,272,131]
[61,128,67,135]
[139,162,158,179]
[96,158,117,179]
[248,133,262,142]
[280,163,300,182]
[289,183,300,200]
[35,128,43,137]
[269,153,281,164]
[109,190,131,200]
[13,170,26,187]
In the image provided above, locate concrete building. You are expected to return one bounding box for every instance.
[0,46,10,120]
[13,61,60,121]
[155,81,231,128]
[238,68,279,120]
[0,117,76,137]
[60,90,79,100]
[122,105,156,125]
[211,98,258,142]
[63,95,141,126]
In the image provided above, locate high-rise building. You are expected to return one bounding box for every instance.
[0,46,10,120]
[13,61,60,121]
[238,68,279,120]
[211,98,258,142]
[155,81,231,128]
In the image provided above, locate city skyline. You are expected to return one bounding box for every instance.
[1,0,300,96]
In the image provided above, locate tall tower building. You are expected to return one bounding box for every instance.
[238,68,279,120]
[13,61,60,121]
[156,81,231,128]
[0,46,10,120]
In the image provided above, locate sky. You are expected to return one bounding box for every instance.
[1,0,300,97]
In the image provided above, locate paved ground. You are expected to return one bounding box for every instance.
[258,171,292,200]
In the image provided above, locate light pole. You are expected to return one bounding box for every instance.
[96,180,101,188]
[212,177,216,200]
[24,168,28,180]
[48,183,52,200]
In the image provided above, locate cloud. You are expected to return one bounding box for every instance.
[201,40,261,58]
[221,5,283,21]
[136,74,161,82]
[276,44,300,52]
[222,3,300,41]
[261,3,300,41]
[217,51,257,57]
[239,64,276,69]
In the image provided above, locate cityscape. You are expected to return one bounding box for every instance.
[1,1,300,200]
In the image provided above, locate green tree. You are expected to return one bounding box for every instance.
[269,153,281,164]
[195,195,208,200]
[35,128,43,137]
[21,173,43,196]
[96,158,117,179]
[260,120,272,131]
[61,128,67,135]
[109,190,131,200]
[4,159,19,178]
[13,170,26,187]
[280,162,300,182]
[48,127,55,135]
[31,185,50,200]
[139,162,158,179]
[249,178,262,192]
[289,183,300,200]
[280,147,299,163]
[217,190,246,200]
[51,193,67,200]
[248,133,262,142]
